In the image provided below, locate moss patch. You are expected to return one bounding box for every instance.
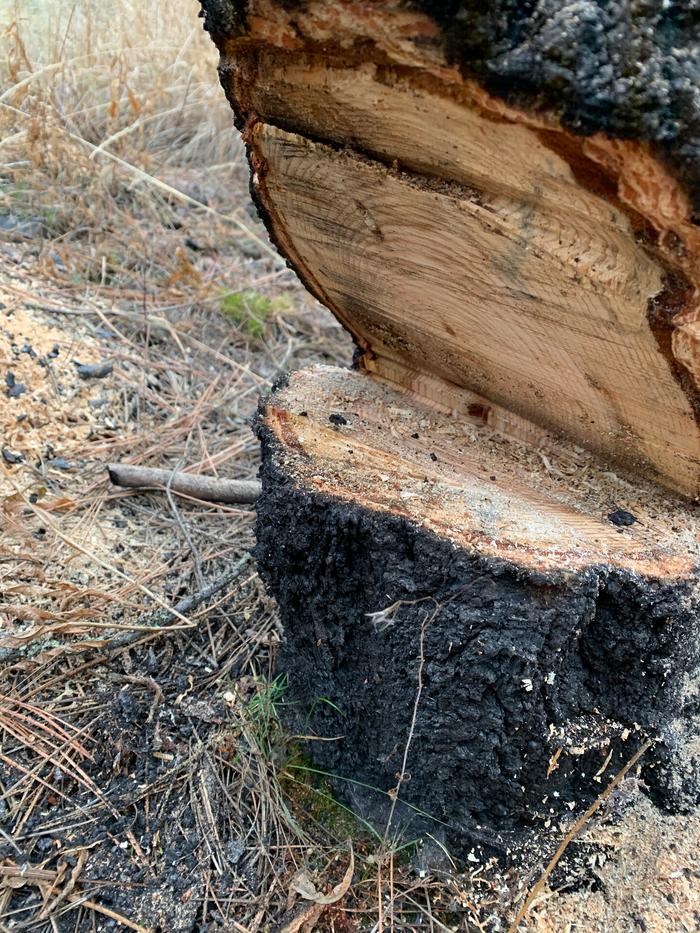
[219,289,291,338]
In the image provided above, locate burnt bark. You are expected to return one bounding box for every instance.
[255,401,700,857]
[413,1,700,214]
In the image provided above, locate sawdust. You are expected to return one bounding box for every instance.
[531,797,700,932]
[0,303,109,479]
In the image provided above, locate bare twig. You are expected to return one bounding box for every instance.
[382,610,431,846]
[107,463,261,504]
[75,897,151,933]
[381,582,484,846]
[506,738,654,932]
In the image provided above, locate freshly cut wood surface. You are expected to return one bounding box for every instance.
[253,124,699,497]
[208,0,700,497]
[263,365,699,579]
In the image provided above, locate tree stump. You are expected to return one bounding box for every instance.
[202,1,700,855]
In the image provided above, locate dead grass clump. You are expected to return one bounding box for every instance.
[1,0,258,296]
[2,0,239,165]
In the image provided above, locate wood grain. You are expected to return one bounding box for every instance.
[253,124,700,496]
[264,365,699,578]
[212,0,700,497]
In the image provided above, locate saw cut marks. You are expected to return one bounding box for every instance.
[264,365,700,579]
[252,122,700,497]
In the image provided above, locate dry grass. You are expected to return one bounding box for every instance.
[0,2,673,931]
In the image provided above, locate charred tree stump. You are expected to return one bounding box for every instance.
[254,367,700,854]
[201,1,700,855]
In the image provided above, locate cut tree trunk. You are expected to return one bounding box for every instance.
[201,1,700,855]
[256,366,700,854]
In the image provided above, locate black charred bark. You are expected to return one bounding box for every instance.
[255,406,700,858]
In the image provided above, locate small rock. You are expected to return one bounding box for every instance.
[329,412,348,426]
[48,458,72,471]
[5,371,26,398]
[74,360,113,379]
[2,447,23,465]
[226,838,245,866]
[146,647,158,674]
[240,239,263,259]
[0,213,44,240]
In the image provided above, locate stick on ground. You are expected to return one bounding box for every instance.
[107,463,261,504]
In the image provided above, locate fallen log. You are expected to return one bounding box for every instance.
[202,1,700,856]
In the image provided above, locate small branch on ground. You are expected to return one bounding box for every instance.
[107,463,261,504]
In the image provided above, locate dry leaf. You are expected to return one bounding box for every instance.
[279,844,354,932]
[297,844,354,905]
